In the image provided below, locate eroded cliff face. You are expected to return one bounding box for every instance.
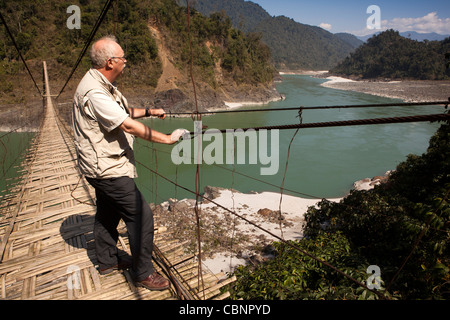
[145,82,281,114]
[126,24,281,113]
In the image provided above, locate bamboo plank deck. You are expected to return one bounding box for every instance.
[0,62,234,300]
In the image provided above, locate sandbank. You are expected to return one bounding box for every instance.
[320,77,450,102]
[198,188,342,275]
[279,70,328,76]
[223,96,283,109]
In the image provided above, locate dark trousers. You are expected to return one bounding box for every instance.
[86,177,155,281]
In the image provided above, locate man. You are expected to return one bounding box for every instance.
[72,35,187,291]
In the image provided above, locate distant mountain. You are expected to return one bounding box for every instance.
[189,0,360,70]
[334,33,364,48]
[358,31,450,42]
[331,30,450,80]
[400,31,449,42]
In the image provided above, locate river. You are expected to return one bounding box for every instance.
[0,132,35,198]
[0,75,443,204]
[135,75,443,203]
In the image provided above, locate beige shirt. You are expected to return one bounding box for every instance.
[72,68,137,179]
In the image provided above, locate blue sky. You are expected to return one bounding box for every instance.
[249,0,450,36]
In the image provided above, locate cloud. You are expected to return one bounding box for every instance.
[382,12,450,34]
[319,23,332,31]
[352,12,450,36]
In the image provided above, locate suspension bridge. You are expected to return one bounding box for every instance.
[1,0,449,302]
[0,61,233,300]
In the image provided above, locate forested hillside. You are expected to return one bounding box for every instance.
[331,30,450,80]
[252,16,359,70]
[188,0,270,33]
[190,0,361,70]
[0,0,277,111]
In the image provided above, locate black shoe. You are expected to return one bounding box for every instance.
[98,256,132,275]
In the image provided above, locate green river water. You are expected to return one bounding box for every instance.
[0,75,443,204]
[135,75,443,203]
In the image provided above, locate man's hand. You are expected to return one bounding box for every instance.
[151,108,166,119]
[170,129,190,142]
[129,107,166,119]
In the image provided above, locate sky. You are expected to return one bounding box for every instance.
[248,0,450,36]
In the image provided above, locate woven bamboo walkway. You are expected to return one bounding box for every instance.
[0,62,234,300]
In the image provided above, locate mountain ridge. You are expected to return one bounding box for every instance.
[358,31,450,42]
[189,0,361,70]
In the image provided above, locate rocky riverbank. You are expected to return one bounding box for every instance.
[352,170,393,191]
[0,101,44,133]
[152,186,342,275]
[320,76,450,103]
[153,169,396,276]
[124,81,283,115]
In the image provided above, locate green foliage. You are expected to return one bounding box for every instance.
[0,0,274,94]
[220,29,273,84]
[229,232,384,300]
[302,123,450,299]
[190,0,271,34]
[252,16,357,70]
[331,30,450,80]
[152,0,275,86]
[229,123,450,300]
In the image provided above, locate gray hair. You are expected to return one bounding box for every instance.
[89,35,118,68]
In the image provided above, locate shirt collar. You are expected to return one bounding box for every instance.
[89,68,118,94]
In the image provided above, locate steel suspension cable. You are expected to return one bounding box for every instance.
[56,0,114,98]
[185,0,205,298]
[0,10,41,95]
[165,100,449,117]
[183,113,450,136]
[138,111,450,200]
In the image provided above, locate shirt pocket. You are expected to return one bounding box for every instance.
[75,139,98,176]
[82,97,97,121]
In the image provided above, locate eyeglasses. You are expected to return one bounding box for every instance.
[109,55,127,62]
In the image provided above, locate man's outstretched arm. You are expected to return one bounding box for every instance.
[119,117,187,144]
[129,107,166,120]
